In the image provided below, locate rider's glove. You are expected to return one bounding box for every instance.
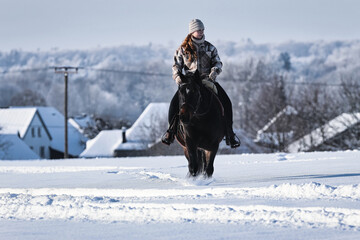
[209,67,221,81]
[175,76,182,85]
[209,71,217,81]
[202,79,218,95]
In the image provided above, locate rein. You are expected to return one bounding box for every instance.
[193,87,214,118]
[179,80,224,120]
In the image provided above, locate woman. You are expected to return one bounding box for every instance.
[162,19,240,148]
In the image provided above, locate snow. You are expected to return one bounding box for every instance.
[1,150,360,239]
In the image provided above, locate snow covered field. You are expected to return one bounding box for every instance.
[1,150,360,240]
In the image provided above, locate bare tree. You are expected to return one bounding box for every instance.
[10,89,47,106]
[288,84,344,151]
[242,74,288,137]
[340,75,360,113]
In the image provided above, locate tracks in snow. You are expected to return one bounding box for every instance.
[1,183,360,230]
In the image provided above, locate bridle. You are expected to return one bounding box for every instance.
[179,82,214,118]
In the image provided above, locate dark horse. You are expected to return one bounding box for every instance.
[172,71,225,177]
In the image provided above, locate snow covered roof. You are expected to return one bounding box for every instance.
[287,112,360,153]
[69,115,96,133]
[0,108,38,137]
[114,102,169,151]
[80,130,123,158]
[124,103,169,142]
[0,134,40,160]
[255,105,298,142]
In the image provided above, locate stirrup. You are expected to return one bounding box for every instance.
[226,134,241,148]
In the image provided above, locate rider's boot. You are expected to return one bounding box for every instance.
[161,115,178,145]
[226,132,241,148]
[161,129,175,145]
[225,124,241,148]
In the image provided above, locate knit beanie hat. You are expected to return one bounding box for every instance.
[189,19,205,34]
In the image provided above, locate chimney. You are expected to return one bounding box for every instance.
[122,127,127,143]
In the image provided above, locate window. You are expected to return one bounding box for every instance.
[40,146,45,158]
[31,127,35,137]
[38,127,41,137]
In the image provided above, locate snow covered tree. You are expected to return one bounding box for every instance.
[279,52,291,71]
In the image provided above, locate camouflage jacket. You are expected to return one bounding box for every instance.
[172,37,223,83]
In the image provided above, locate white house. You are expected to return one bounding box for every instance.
[35,107,88,158]
[0,106,88,159]
[0,108,52,159]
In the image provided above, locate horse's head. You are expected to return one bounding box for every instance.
[178,72,202,123]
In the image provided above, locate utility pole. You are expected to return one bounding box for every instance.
[53,66,79,159]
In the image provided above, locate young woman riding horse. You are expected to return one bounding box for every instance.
[162,19,240,148]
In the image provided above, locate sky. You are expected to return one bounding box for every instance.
[1,0,360,52]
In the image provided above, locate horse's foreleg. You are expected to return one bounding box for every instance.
[205,148,218,178]
[186,141,199,177]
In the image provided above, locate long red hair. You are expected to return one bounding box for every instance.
[181,34,197,62]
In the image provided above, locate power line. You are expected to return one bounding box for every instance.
[0,67,171,78]
[86,67,170,77]
[0,67,357,88]
[0,68,50,74]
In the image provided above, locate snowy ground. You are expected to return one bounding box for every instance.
[1,150,360,240]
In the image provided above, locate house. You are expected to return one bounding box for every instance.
[0,106,87,159]
[113,102,171,156]
[0,107,52,159]
[81,102,265,158]
[287,112,360,152]
[80,102,172,158]
[69,114,97,139]
[254,105,298,151]
[0,134,40,160]
[80,129,124,158]
[35,107,88,158]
